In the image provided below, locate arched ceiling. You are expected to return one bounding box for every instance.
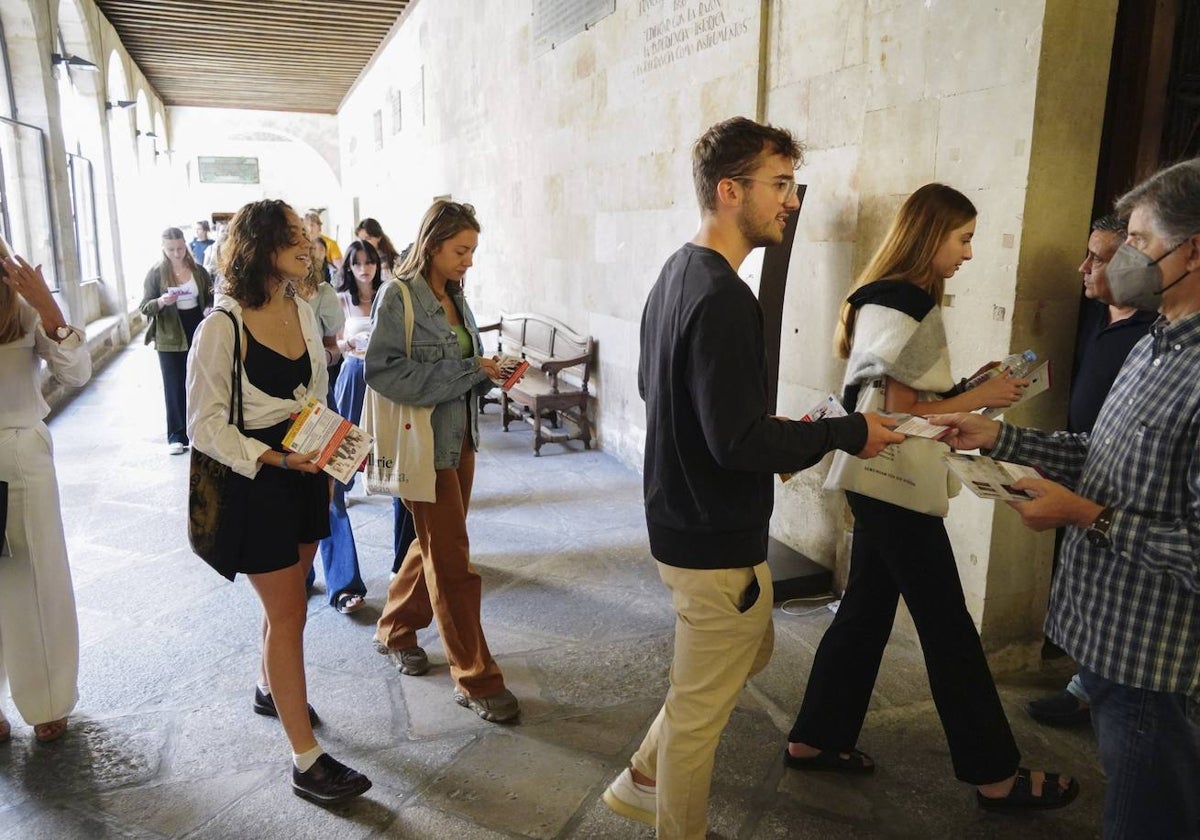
[93,0,410,113]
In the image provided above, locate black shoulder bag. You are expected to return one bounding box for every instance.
[187,309,251,580]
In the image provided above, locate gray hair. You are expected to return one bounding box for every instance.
[1115,158,1200,242]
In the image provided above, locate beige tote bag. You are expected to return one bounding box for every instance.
[362,280,437,502]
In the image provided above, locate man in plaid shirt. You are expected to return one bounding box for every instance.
[932,159,1200,840]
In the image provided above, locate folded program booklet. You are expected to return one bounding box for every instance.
[943,453,1042,501]
[282,397,375,485]
[780,395,848,483]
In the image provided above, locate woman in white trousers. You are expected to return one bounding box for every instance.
[0,251,90,744]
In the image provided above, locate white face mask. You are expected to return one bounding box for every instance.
[1105,239,1193,311]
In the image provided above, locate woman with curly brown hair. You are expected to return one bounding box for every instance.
[186,199,370,805]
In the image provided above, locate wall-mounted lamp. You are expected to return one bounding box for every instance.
[51,53,99,71]
[106,99,136,110]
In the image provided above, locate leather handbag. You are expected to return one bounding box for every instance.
[361,280,437,502]
[187,309,251,579]
[823,378,959,517]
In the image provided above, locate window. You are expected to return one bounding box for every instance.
[67,153,100,283]
[373,110,383,150]
[0,118,59,289]
[391,89,402,134]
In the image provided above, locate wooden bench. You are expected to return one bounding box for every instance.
[478,312,594,456]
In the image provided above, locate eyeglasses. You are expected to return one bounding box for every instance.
[732,177,800,202]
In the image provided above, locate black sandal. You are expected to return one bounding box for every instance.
[335,592,365,615]
[976,767,1079,811]
[783,747,876,774]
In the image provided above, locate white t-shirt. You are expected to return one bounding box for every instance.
[172,276,200,310]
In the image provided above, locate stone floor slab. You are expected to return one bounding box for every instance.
[2,340,1108,839]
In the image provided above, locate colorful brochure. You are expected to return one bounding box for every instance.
[494,355,530,391]
[943,453,1042,501]
[282,397,375,485]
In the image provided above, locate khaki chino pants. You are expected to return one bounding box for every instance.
[632,560,774,840]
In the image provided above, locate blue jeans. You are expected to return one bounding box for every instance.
[393,498,416,574]
[1079,669,1200,840]
[310,357,368,605]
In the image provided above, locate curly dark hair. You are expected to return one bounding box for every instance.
[217,199,303,307]
[338,239,383,306]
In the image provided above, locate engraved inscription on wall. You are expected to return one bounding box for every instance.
[533,0,616,54]
[636,0,751,76]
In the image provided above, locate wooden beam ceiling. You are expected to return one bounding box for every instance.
[95,0,410,113]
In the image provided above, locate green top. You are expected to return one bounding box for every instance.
[452,324,473,359]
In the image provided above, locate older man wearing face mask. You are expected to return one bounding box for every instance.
[1024,213,1157,727]
[929,159,1200,840]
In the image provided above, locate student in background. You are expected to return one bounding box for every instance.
[140,227,213,455]
[1025,213,1155,727]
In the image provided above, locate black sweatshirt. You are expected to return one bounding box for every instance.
[639,243,869,569]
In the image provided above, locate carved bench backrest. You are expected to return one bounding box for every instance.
[498,312,593,391]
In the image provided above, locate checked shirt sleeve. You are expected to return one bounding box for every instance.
[990,423,1090,490]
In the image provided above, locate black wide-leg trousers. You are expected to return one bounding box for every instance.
[788,491,1020,784]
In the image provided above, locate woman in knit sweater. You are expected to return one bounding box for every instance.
[783,184,1078,812]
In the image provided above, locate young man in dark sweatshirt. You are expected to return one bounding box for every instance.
[602,117,903,839]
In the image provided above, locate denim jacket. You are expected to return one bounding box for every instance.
[364,274,493,469]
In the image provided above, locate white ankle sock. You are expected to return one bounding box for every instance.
[258,682,271,696]
[293,745,324,772]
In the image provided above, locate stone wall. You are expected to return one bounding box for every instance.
[339,0,1118,659]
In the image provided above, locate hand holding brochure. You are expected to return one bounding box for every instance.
[282,398,374,485]
[943,453,1041,501]
[492,355,530,391]
[892,415,950,439]
[981,360,1052,419]
[780,395,848,483]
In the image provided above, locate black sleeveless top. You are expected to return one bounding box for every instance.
[244,325,310,399]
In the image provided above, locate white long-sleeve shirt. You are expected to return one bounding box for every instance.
[185,293,327,479]
[0,301,90,429]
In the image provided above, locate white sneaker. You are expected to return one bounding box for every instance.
[168,442,185,455]
[602,768,655,827]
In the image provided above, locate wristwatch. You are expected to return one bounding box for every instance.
[52,325,72,340]
[1085,506,1116,548]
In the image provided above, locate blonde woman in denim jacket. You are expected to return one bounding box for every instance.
[365,201,517,723]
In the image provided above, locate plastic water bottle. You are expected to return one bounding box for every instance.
[964,349,1037,390]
